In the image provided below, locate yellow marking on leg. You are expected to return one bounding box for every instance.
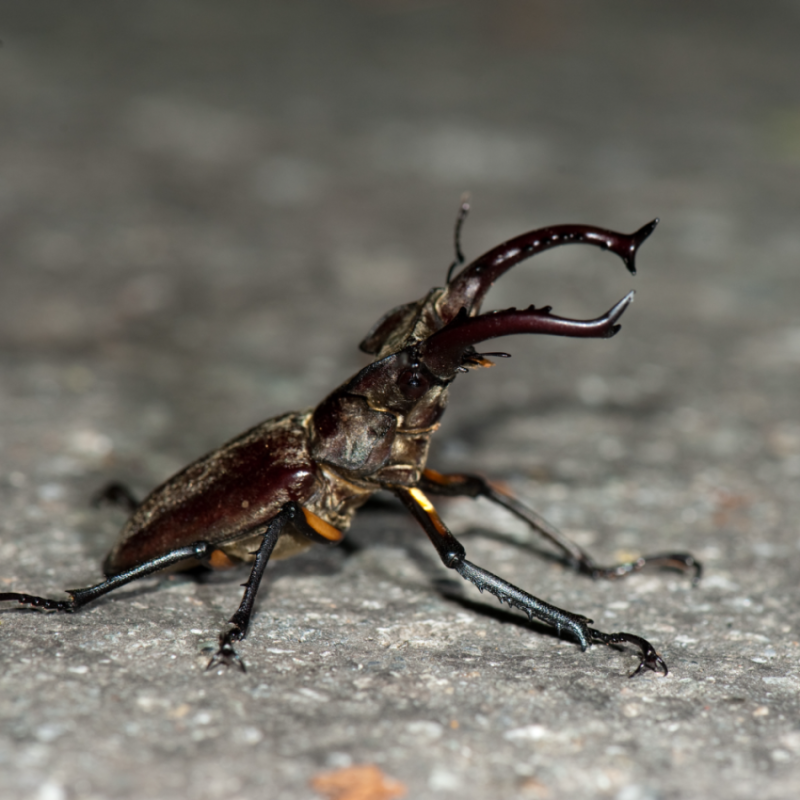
[208,550,239,570]
[423,468,466,487]
[409,487,434,510]
[408,488,449,537]
[301,507,344,542]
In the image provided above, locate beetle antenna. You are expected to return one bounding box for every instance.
[446,194,471,283]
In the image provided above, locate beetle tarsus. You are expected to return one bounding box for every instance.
[0,591,75,612]
[587,552,703,584]
[206,628,247,673]
[590,628,668,677]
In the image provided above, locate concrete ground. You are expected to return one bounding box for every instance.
[1,2,799,799]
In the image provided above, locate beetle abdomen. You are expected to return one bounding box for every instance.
[104,412,320,574]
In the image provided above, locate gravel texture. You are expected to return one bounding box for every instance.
[1,3,800,799]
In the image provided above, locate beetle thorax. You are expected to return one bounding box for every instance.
[309,355,450,488]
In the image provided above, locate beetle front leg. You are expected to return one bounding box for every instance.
[208,502,344,672]
[420,469,702,583]
[394,485,668,676]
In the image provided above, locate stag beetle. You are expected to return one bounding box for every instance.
[1,202,700,676]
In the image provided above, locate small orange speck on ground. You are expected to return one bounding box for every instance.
[519,776,549,797]
[311,764,406,800]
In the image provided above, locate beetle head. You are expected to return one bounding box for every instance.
[312,214,655,479]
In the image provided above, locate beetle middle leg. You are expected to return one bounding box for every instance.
[208,502,344,672]
[419,469,702,583]
[393,485,668,676]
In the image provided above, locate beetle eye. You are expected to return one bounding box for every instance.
[398,367,429,400]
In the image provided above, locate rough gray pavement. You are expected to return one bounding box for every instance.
[1,3,800,799]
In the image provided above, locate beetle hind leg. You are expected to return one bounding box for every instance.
[420,469,701,584]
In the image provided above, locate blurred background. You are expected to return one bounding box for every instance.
[1,3,800,799]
